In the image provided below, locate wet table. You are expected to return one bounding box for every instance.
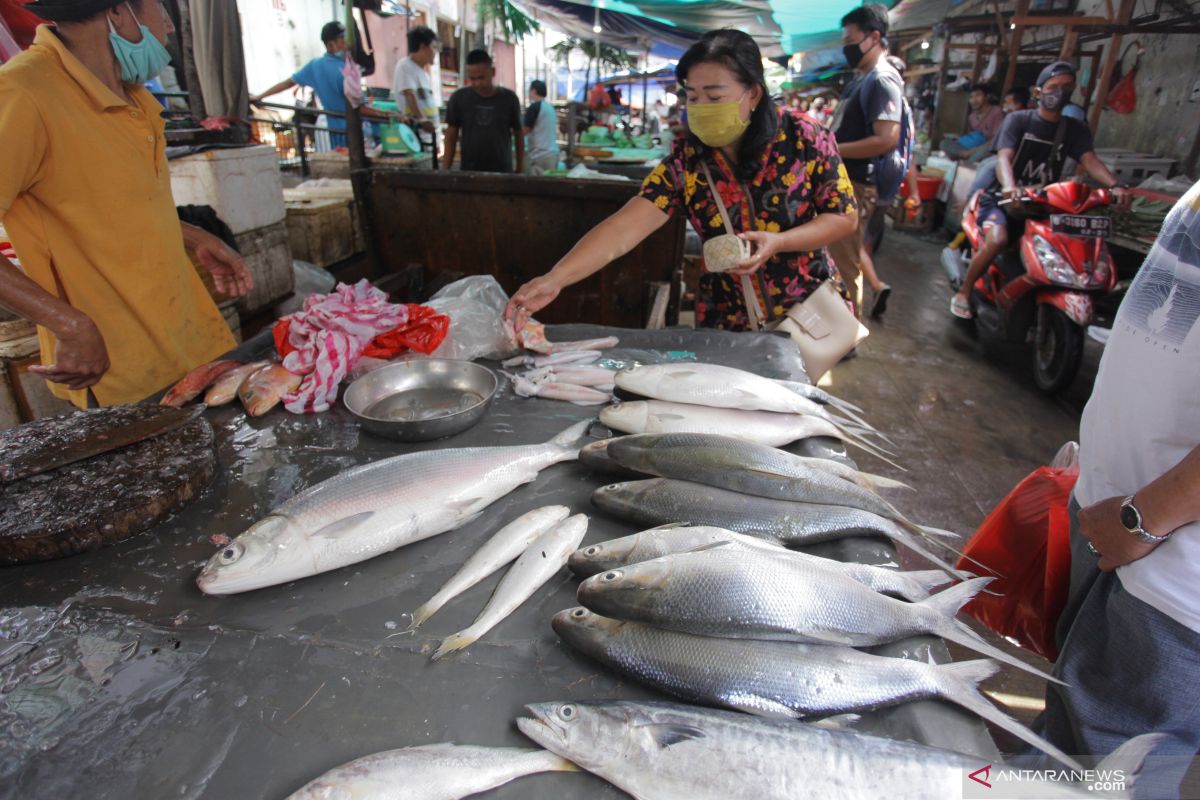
[0,324,997,799]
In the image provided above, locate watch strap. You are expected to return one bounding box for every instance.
[1122,495,1171,544]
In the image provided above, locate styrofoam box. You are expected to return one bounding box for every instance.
[169,146,286,235]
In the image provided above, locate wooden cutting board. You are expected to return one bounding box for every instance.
[0,405,216,565]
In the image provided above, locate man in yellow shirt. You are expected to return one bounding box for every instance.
[0,0,252,408]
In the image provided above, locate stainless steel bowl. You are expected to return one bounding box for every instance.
[343,359,498,441]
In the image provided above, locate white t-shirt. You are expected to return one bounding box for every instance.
[393,56,437,121]
[1076,180,1200,632]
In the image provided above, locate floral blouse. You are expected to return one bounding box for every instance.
[640,107,857,330]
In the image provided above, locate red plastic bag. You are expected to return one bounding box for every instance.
[956,465,1077,661]
[1106,43,1140,114]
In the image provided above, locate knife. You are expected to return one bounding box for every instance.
[0,404,205,484]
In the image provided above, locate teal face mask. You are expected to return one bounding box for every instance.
[107,3,172,84]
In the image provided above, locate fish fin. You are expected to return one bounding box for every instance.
[663,370,701,381]
[431,630,477,660]
[407,600,441,631]
[938,659,1084,771]
[881,522,973,581]
[1097,734,1170,791]
[919,576,993,617]
[858,472,915,492]
[655,413,686,422]
[810,713,862,731]
[309,511,375,541]
[722,695,802,719]
[549,418,596,451]
[641,723,707,749]
[683,541,735,555]
[913,524,965,540]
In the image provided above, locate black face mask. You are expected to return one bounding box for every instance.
[843,36,875,68]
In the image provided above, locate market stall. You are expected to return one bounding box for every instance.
[0,324,1003,798]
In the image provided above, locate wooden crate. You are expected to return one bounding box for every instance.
[233,220,294,315]
[1,354,75,431]
[285,198,355,268]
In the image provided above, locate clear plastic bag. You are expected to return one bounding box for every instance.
[420,275,522,362]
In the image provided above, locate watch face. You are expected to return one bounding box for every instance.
[1120,503,1140,530]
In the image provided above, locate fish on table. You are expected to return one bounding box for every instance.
[238,363,302,417]
[160,359,241,407]
[286,743,578,800]
[552,607,1078,769]
[518,700,1164,800]
[196,420,592,595]
[204,360,269,406]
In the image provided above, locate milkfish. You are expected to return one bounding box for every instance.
[591,478,963,575]
[196,420,592,595]
[575,547,1054,683]
[578,439,647,479]
[408,505,571,630]
[237,363,302,417]
[286,743,578,800]
[203,360,269,407]
[553,607,1079,769]
[433,514,589,659]
[160,359,241,407]
[568,525,951,602]
[518,700,1164,800]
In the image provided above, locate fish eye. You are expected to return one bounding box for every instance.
[557,704,578,721]
[601,570,621,582]
[571,608,587,619]
[219,542,244,564]
[584,546,600,556]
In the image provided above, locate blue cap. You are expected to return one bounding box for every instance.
[1037,61,1076,87]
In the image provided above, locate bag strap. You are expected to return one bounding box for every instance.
[700,159,736,236]
[1049,115,1069,182]
[740,181,778,324]
[700,159,765,330]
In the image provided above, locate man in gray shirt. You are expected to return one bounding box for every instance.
[444,49,524,173]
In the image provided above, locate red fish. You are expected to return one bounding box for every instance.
[160,360,242,408]
[238,364,302,417]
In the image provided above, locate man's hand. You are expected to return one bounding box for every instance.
[1110,185,1133,212]
[420,120,435,133]
[186,229,254,298]
[731,231,781,275]
[28,314,110,391]
[248,94,263,106]
[1078,495,1161,572]
[504,274,562,332]
[904,195,922,220]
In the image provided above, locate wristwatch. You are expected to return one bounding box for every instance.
[1120,495,1171,544]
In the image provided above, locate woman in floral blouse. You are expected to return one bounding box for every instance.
[505,29,858,331]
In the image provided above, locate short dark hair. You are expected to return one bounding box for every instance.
[466,49,493,67]
[1005,86,1032,107]
[320,21,345,43]
[529,79,548,97]
[840,3,889,37]
[407,25,437,54]
[676,29,778,183]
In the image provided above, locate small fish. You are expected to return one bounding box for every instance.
[160,360,241,407]
[518,700,1164,800]
[408,505,571,630]
[548,336,619,353]
[541,366,617,387]
[203,360,269,407]
[237,364,301,417]
[286,743,578,800]
[568,525,951,601]
[502,350,602,369]
[433,514,588,659]
[505,372,611,406]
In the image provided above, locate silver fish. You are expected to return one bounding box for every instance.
[606,434,940,536]
[196,420,592,595]
[591,478,963,575]
[433,514,589,659]
[599,401,899,466]
[553,607,1078,768]
[286,743,578,800]
[568,525,951,601]
[409,505,571,630]
[518,700,1163,800]
[575,547,1057,683]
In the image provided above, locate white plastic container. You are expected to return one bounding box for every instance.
[169,146,286,235]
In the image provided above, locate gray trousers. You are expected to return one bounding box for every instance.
[1040,497,1200,798]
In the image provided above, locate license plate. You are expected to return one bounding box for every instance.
[1051,214,1111,238]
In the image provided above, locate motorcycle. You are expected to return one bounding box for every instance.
[942,181,1116,393]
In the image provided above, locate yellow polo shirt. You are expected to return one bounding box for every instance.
[0,26,235,407]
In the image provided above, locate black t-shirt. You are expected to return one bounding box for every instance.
[834,63,904,183]
[522,101,541,130]
[988,109,1094,193]
[446,86,522,173]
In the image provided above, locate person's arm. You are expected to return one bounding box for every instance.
[250,78,297,104]
[511,94,525,173]
[0,255,109,390]
[1078,152,1132,209]
[733,212,858,275]
[503,197,669,328]
[402,89,421,118]
[1080,444,1200,572]
[838,119,900,159]
[179,224,254,298]
[522,102,539,136]
[443,125,459,170]
[995,147,1018,197]
[838,73,902,159]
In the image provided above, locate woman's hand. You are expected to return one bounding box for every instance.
[731,231,782,275]
[504,273,563,332]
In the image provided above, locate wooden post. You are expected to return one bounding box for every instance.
[971,42,985,82]
[1002,0,1031,95]
[1058,27,1078,59]
[1087,0,1136,133]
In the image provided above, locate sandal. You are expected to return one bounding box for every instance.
[870,285,891,319]
[949,295,974,320]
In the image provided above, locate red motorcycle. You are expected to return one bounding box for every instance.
[942,181,1116,392]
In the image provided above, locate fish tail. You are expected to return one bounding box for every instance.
[842,434,907,472]
[431,628,478,660]
[882,523,972,580]
[408,599,442,631]
[856,471,915,492]
[899,569,957,600]
[938,659,1084,771]
[549,418,596,453]
[1097,734,1170,796]
[921,579,1065,684]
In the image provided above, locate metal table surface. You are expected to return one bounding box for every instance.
[0,325,998,799]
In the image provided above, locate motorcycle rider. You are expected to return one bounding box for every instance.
[949,61,1129,319]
